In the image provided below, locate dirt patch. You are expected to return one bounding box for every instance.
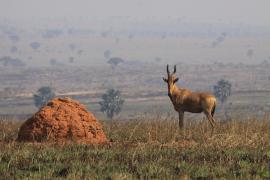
[17,97,108,144]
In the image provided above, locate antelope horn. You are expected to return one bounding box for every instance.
[166,64,170,75]
[173,65,176,74]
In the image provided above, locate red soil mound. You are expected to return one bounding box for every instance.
[17,97,108,144]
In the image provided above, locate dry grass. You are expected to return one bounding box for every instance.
[2,115,270,148]
[1,116,270,179]
[104,115,270,148]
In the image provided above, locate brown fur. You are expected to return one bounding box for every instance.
[163,65,217,129]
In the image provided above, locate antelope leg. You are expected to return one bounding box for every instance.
[212,117,217,125]
[204,112,215,129]
[179,111,184,129]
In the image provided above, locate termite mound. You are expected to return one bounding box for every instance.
[17,97,108,144]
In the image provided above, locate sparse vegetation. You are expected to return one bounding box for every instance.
[99,89,124,119]
[42,29,63,38]
[50,58,57,65]
[68,44,76,51]
[104,49,111,59]
[33,86,55,108]
[247,49,254,58]
[0,56,26,67]
[214,79,232,105]
[30,42,41,50]
[10,46,18,53]
[68,57,74,63]
[212,32,227,48]
[107,57,124,69]
[77,49,83,55]
[214,79,232,120]
[8,34,20,43]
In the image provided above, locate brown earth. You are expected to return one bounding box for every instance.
[17,97,108,144]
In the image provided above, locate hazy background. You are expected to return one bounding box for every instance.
[1,0,270,66]
[1,0,270,26]
[0,0,270,120]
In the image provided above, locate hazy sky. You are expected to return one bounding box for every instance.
[0,0,270,25]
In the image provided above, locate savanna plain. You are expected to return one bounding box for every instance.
[1,33,270,179]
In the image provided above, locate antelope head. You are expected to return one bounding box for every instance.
[163,64,179,98]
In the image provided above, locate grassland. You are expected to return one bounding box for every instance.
[1,116,270,179]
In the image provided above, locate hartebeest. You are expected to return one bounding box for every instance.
[163,64,217,129]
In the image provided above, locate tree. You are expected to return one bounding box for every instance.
[10,46,18,53]
[8,34,20,43]
[30,42,41,50]
[33,86,55,108]
[50,58,57,66]
[246,49,254,58]
[214,79,232,121]
[213,79,232,104]
[99,89,124,119]
[0,56,26,67]
[42,29,63,38]
[69,44,76,51]
[104,49,111,59]
[107,57,124,69]
[68,57,74,63]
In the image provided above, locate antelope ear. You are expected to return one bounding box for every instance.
[173,78,179,83]
[163,77,168,82]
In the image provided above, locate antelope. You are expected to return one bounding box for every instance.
[163,64,217,130]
